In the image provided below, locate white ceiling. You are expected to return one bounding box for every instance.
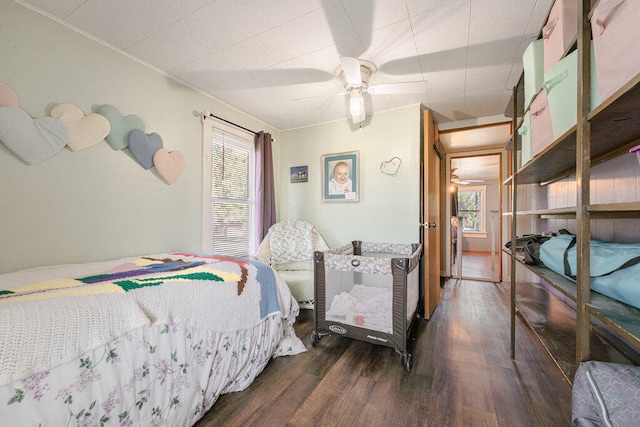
[451,154,500,181]
[440,122,512,151]
[18,0,553,131]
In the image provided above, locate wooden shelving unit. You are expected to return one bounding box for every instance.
[505,0,640,382]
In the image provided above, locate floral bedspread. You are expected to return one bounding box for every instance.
[0,253,306,426]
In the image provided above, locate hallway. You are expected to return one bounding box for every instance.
[452,250,501,282]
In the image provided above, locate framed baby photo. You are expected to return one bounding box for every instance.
[321,150,359,202]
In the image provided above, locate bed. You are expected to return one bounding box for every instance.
[0,252,306,426]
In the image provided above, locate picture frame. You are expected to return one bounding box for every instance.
[321,150,359,202]
[290,165,308,183]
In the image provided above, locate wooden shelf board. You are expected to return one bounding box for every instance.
[514,73,640,185]
[506,250,640,362]
[512,280,630,383]
[509,251,578,302]
[516,207,577,216]
[589,202,640,218]
[586,295,640,350]
[588,201,640,212]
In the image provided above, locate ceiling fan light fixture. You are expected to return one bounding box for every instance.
[349,89,364,117]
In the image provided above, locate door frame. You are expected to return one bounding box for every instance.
[445,149,506,281]
[419,107,441,319]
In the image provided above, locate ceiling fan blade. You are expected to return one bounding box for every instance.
[367,81,429,95]
[321,0,371,57]
[292,91,348,102]
[340,57,362,87]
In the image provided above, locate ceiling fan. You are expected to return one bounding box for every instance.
[335,57,429,124]
[450,169,485,186]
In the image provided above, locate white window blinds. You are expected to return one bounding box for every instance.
[202,121,255,256]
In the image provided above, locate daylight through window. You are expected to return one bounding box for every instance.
[457,186,485,233]
[202,122,255,256]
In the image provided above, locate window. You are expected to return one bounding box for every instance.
[457,186,486,233]
[202,120,255,256]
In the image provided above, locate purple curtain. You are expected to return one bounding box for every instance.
[255,131,276,249]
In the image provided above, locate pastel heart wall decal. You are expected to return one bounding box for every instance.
[0,106,69,165]
[128,129,163,169]
[50,103,111,152]
[153,148,185,185]
[96,104,144,150]
[380,156,402,176]
[0,82,19,107]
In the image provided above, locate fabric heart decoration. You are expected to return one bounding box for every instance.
[50,103,111,152]
[380,156,402,176]
[0,106,69,165]
[128,129,163,169]
[96,104,145,150]
[153,149,185,185]
[0,82,19,107]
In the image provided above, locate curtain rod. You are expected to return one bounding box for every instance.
[203,111,258,135]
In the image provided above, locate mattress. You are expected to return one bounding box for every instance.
[325,284,393,333]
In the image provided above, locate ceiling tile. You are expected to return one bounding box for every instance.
[428,81,465,102]
[126,11,247,71]
[252,8,341,64]
[405,0,465,18]
[411,0,471,55]
[173,39,278,86]
[65,0,176,49]
[20,0,86,18]
[219,0,322,38]
[465,68,511,94]
[340,0,409,48]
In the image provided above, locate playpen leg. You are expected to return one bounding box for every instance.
[310,330,321,347]
[402,353,412,372]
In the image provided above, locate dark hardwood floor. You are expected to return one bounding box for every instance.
[195,278,572,426]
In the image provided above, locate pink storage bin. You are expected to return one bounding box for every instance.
[543,0,578,73]
[529,90,555,158]
[591,0,640,103]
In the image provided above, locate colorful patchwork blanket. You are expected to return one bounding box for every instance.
[0,252,293,386]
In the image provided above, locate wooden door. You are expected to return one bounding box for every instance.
[421,108,441,319]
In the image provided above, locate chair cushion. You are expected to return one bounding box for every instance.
[268,220,314,266]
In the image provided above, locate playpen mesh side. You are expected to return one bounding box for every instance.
[321,243,421,335]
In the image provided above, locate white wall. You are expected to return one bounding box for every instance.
[278,107,421,247]
[0,0,279,273]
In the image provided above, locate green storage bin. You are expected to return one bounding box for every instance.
[523,39,545,110]
[518,111,532,166]
[544,46,601,139]
[543,50,578,139]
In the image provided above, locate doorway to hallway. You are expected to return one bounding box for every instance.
[449,154,501,282]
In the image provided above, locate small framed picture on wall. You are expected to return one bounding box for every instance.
[321,151,359,202]
[290,165,308,183]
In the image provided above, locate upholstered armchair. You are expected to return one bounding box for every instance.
[255,220,329,309]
